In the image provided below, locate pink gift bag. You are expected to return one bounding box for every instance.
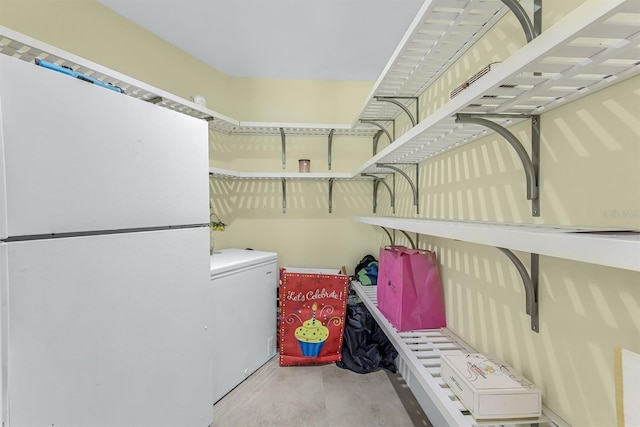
[377,246,446,332]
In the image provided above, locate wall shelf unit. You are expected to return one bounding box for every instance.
[355,216,639,334]
[354,0,512,124]
[355,216,640,273]
[2,0,637,182]
[354,0,640,177]
[210,168,373,214]
[351,282,568,427]
[209,167,358,180]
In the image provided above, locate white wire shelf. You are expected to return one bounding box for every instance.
[209,167,370,180]
[355,0,640,175]
[351,282,567,427]
[355,0,510,124]
[224,122,378,137]
[354,216,640,272]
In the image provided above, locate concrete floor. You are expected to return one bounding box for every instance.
[212,356,431,427]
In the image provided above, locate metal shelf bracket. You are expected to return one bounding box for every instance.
[373,130,383,157]
[381,227,394,245]
[497,248,539,332]
[376,163,419,214]
[328,178,335,213]
[399,230,417,249]
[361,119,394,155]
[374,96,419,127]
[362,173,395,214]
[455,114,540,216]
[378,228,417,249]
[280,128,286,170]
[328,129,335,170]
[501,0,541,42]
[281,177,287,213]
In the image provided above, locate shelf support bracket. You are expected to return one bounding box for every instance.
[399,230,417,249]
[328,178,335,214]
[376,163,419,214]
[281,178,287,213]
[374,96,419,127]
[381,227,394,246]
[361,119,394,155]
[455,114,540,216]
[280,128,286,170]
[373,130,383,157]
[327,129,335,170]
[362,173,395,214]
[497,248,539,333]
[501,0,541,42]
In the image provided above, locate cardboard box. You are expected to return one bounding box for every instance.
[441,353,541,420]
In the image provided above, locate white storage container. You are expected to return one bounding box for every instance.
[210,249,278,403]
[440,353,541,420]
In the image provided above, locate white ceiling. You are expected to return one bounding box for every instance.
[98,0,424,81]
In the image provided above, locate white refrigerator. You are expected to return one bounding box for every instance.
[0,54,213,426]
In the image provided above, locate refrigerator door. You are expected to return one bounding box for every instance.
[2,227,213,426]
[0,54,208,239]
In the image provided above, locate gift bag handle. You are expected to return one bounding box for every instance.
[383,245,429,256]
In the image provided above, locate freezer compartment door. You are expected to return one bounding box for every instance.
[5,228,213,426]
[0,54,208,238]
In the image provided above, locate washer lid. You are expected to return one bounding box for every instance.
[210,248,277,276]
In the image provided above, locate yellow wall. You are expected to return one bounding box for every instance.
[3,0,639,425]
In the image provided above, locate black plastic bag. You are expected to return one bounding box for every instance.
[336,302,398,374]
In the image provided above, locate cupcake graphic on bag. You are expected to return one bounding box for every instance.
[295,303,329,357]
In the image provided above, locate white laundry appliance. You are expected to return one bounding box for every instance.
[0,54,213,426]
[209,248,278,402]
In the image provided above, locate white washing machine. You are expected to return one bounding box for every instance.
[209,249,278,403]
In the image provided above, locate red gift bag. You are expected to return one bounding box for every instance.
[377,246,446,332]
[279,268,348,366]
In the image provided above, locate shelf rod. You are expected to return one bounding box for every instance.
[376,163,419,214]
[455,114,540,216]
[328,128,335,170]
[280,128,286,170]
[497,248,539,333]
[375,96,419,127]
